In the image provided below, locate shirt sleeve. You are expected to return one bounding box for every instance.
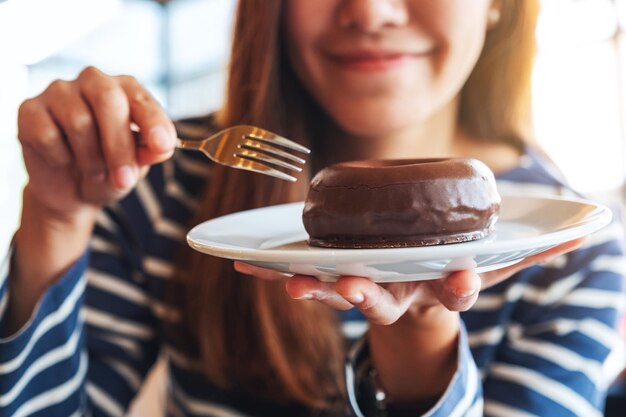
[0,247,89,417]
[346,322,484,417]
[0,201,162,417]
[481,226,626,417]
[421,323,484,417]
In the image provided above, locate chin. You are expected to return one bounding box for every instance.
[330,102,422,139]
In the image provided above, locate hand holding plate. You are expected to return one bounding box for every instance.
[234,237,587,325]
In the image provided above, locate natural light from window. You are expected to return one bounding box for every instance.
[1,0,625,255]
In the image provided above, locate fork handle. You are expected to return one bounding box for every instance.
[175,138,203,150]
[131,126,202,151]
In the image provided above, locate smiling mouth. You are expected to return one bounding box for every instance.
[327,52,426,72]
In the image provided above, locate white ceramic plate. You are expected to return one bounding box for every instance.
[187,194,612,282]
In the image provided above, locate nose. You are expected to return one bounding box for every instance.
[337,0,409,33]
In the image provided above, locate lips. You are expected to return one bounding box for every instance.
[326,50,425,72]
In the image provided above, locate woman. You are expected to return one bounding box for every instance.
[1,0,624,416]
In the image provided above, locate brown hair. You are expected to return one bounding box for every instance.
[460,0,540,149]
[177,0,540,412]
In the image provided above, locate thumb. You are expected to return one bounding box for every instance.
[428,270,481,312]
[79,165,147,205]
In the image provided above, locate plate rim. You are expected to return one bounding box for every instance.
[186,193,612,263]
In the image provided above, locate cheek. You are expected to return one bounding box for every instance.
[437,2,491,79]
[435,20,488,101]
[283,1,334,71]
[408,0,491,93]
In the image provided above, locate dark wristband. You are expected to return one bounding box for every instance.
[345,336,441,417]
[345,336,388,417]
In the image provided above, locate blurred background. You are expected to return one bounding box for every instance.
[2,0,626,253]
[1,0,626,415]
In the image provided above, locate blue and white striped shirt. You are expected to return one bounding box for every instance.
[1,128,624,416]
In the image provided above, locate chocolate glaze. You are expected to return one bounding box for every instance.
[302,158,501,249]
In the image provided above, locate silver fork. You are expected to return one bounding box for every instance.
[174,124,310,182]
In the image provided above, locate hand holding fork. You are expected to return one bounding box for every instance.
[173,124,310,182]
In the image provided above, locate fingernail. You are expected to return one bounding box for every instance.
[90,171,106,183]
[114,165,137,189]
[296,293,314,300]
[150,126,173,152]
[234,262,253,274]
[455,287,478,298]
[345,292,364,304]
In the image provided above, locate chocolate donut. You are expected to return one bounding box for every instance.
[302,158,501,249]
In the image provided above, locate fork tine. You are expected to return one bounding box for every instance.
[243,127,311,154]
[244,133,311,154]
[233,157,298,182]
[235,152,303,172]
[239,141,306,164]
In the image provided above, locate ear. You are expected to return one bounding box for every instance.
[487,0,502,29]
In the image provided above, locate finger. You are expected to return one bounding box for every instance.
[78,67,138,190]
[429,270,481,312]
[335,276,411,325]
[515,237,587,269]
[481,237,588,288]
[117,75,176,165]
[17,97,72,168]
[82,163,150,204]
[233,261,292,280]
[285,275,354,310]
[42,80,107,184]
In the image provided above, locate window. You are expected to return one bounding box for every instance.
[1,0,625,254]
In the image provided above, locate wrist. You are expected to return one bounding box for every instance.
[367,307,460,404]
[348,332,456,417]
[15,187,97,286]
[7,189,96,335]
[22,184,99,227]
